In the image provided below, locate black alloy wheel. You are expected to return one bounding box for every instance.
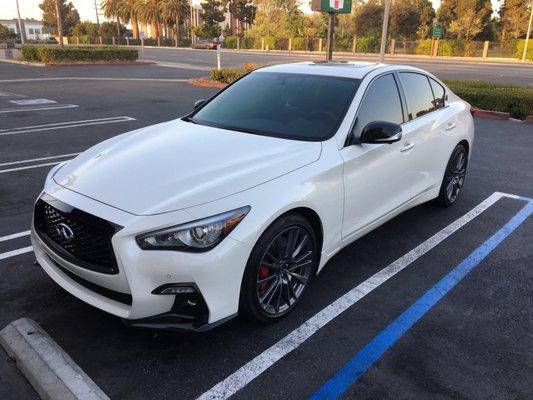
[240,214,317,322]
[437,144,468,206]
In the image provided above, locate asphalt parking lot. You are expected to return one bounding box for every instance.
[0,61,532,400]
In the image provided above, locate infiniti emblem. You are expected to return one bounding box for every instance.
[56,222,74,242]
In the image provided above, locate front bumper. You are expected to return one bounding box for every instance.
[32,187,253,331]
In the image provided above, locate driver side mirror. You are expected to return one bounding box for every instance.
[194,99,206,110]
[360,121,402,144]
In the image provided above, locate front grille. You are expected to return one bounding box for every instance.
[34,194,121,274]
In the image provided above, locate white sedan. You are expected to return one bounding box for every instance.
[32,62,474,331]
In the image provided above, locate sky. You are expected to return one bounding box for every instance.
[1,0,503,22]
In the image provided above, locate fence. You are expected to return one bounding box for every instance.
[57,36,531,60]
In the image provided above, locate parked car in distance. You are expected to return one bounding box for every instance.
[32,62,474,332]
[191,38,217,49]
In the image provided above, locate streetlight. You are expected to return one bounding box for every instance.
[379,0,391,63]
[15,0,25,43]
[522,1,533,62]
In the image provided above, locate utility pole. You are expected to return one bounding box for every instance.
[94,0,100,31]
[522,1,533,62]
[15,0,25,43]
[379,0,391,63]
[54,0,64,47]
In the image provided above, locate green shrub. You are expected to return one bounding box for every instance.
[356,38,379,53]
[291,37,307,51]
[516,40,533,60]
[223,36,238,49]
[444,79,533,119]
[416,39,433,55]
[263,36,277,50]
[21,45,39,61]
[211,67,246,84]
[21,45,138,63]
[439,40,457,56]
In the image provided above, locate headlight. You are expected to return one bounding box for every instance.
[136,206,250,252]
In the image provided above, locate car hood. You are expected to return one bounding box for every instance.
[54,119,322,215]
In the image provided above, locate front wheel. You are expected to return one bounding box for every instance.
[436,144,468,207]
[239,214,318,323]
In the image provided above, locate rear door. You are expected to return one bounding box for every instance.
[397,72,454,198]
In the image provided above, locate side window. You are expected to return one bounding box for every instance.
[399,72,435,120]
[351,74,404,138]
[429,78,446,109]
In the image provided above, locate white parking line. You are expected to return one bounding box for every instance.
[0,104,78,114]
[197,191,518,400]
[0,246,33,261]
[0,77,189,83]
[0,161,67,174]
[0,153,80,167]
[0,230,31,243]
[0,116,136,136]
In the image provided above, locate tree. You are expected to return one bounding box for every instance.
[101,0,122,37]
[70,20,98,36]
[98,20,126,37]
[437,0,492,39]
[246,0,300,38]
[228,0,256,35]
[197,0,226,38]
[161,0,190,43]
[500,0,531,40]
[138,0,163,38]
[119,0,141,38]
[390,0,421,41]
[39,0,80,36]
[448,8,483,40]
[353,1,383,38]
[0,24,10,40]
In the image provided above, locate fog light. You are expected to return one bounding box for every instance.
[158,285,196,295]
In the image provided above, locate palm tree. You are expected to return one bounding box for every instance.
[119,0,141,39]
[138,0,163,39]
[161,0,190,44]
[101,0,122,37]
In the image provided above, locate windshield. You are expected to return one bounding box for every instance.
[189,72,361,141]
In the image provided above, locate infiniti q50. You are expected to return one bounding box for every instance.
[32,62,474,331]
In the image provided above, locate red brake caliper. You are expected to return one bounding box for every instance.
[259,265,269,293]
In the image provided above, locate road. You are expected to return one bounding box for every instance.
[135,46,533,86]
[0,61,532,400]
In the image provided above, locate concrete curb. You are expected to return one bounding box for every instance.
[0,59,154,67]
[0,318,109,400]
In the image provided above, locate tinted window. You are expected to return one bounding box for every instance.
[351,74,404,138]
[429,78,446,109]
[190,72,360,141]
[399,72,435,119]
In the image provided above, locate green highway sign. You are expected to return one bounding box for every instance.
[311,0,352,14]
[433,26,443,38]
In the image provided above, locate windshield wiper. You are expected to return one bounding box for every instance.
[182,116,197,124]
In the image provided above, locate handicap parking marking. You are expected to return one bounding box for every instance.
[309,198,533,400]
[0,90,27,98]
[197,191,526,400]
[0,116,136,136]
[9,98,57,106]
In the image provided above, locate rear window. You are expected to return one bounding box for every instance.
[399,72,436,120]
[189,72,361,141]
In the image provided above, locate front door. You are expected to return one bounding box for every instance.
[340,73,414,239]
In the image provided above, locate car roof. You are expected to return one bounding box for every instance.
[256,61,421,79]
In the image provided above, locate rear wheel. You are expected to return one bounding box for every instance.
[437,144,468,207]
[240,214,318,323]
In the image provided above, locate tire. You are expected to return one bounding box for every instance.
[239,214,318,323]
[436,144,468,207]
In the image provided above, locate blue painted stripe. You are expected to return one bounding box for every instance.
[309,200,533,400]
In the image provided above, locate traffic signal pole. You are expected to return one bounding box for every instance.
[379,0,391,63]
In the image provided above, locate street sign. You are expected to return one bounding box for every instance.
[311,0,352,14]
[433,26,443,39]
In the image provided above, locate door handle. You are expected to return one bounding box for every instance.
[400,142,415,153]
[445,122,456,131]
